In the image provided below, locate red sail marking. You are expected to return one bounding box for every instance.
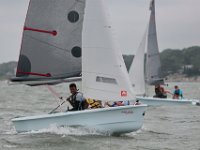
[17,70,52,77]
[24,26,57,36]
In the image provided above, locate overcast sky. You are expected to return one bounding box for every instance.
[0,0,200,63]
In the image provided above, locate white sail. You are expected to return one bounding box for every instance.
[129,31,147,96]
[146,0,164,85]
[82,0,135,101]
[12,0,85,84]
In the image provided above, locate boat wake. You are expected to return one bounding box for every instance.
[20,124,105,136]
[141,127,171,136]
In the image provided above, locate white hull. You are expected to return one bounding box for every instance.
[12,105,147,135]
[137,96,200,106]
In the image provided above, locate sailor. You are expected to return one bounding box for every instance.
[153,84,167,98]
[67,83,88,111]
[105,100,130,107]
[173,85,183,99]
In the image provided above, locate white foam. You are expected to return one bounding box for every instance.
[124,129,142,137]
[21,124,103,136]
[3,127,18,135]
[2,144,18,148]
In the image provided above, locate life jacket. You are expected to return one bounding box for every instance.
[155,87,161,95]
[174,89,183,97]
[70,92,87,110]
[86,98,102,109]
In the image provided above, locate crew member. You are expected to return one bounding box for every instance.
[173,85,183,99]
[67,83,88,111]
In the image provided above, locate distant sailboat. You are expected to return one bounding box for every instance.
[145,0,164,86]
[129,0,199,106]
[11,0,147,134]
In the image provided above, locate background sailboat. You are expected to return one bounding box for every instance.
[129,0,199,106]
[145,0,164,86]
[11,0,147,134]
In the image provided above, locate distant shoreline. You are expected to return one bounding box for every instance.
[166,74,200,82]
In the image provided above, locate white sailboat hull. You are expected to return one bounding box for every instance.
[12,105,147,135]
[136,96,200,106]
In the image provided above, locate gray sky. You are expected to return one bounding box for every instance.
[0,0,200,63]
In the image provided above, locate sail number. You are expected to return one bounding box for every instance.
[121,110,133,114]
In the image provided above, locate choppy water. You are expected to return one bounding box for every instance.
[0,81,200,150]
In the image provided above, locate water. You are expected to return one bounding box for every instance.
[0,81,200,150]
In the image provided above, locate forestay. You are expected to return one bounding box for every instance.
[145,0,164,85]
[82,0,135,101]
[12,0,85,83]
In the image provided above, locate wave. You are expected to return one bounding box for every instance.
[141,127,171,136]
[19,124,105,136]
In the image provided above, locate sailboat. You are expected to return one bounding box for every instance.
[129,0,199,106]
[11,0,147,134]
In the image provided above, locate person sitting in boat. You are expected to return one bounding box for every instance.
[86,98,103,109]
[153,84,167,98]
[173,85,183,99]
[105,101,130,107]
[67,83,88,111]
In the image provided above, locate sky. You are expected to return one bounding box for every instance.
[0,0,200,63]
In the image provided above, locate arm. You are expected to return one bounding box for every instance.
[66,96,74,106]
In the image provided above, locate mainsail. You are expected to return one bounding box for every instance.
[11,0,85,84]
[82,0,135,101]
[146,0,164,85]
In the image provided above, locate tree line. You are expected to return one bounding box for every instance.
[123,46,200,77]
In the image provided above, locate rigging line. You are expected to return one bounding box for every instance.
[46,85,61,98]
[24,34,71,53]
[46,85,64,112]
